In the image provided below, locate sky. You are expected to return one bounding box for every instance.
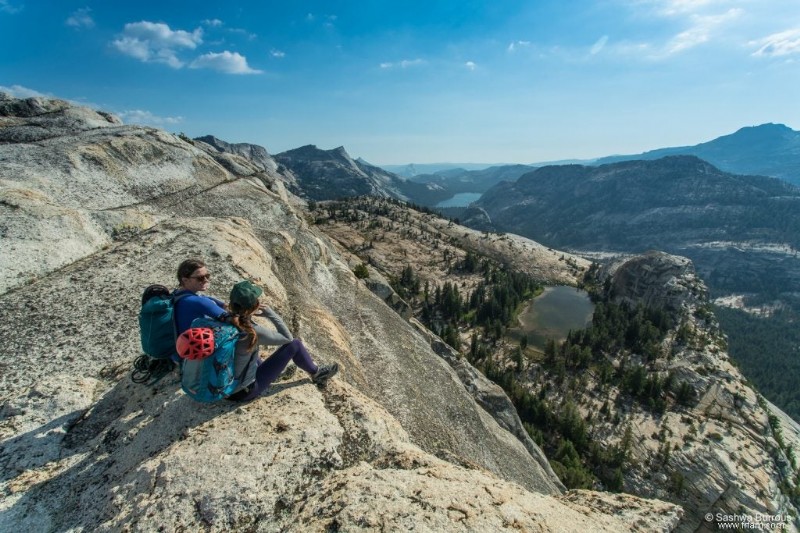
[1,0,799,165]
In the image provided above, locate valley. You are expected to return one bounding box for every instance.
[311,196,800,531]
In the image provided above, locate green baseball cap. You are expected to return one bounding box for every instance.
[230,280,263,308]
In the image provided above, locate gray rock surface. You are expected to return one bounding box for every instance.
[605,251,705,312]
[194,134,278,172]
[0,94,682,530]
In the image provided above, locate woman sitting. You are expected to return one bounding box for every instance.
[173,258,228,336]
[225,280,338,401]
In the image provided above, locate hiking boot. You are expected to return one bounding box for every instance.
[312,363,339,386]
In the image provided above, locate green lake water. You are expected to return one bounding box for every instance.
[513,286,595,350]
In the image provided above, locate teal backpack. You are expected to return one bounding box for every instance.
[180,317,252,403]
[138,285,190,359]
[132,285,189,384]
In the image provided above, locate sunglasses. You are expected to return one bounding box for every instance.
[190,273,211,282]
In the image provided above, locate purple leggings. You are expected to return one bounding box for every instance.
[240,339,318,401]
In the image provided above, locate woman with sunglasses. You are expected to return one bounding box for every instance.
[173,258,228,337]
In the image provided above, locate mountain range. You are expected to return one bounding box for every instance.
[593,123,800,186]
[474,156,800,295]
[384,123,800,200]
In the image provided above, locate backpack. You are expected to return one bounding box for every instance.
[132,285,189,385]
[139,285,190,359]
[180,317,251,403]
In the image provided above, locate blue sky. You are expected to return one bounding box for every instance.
[1,1,799,164]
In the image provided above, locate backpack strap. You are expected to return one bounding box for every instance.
[170,290,193,344]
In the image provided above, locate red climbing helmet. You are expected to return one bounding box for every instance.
[176,327,215,360]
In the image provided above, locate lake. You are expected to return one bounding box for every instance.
[435,192,483,208]
[513,286,594,350]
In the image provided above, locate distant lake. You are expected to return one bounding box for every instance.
[513,286,594,350]
[435,192,482,208]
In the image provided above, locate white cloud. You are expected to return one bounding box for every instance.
[400,59,424,68]
[654,0,722,16]
[118,109,184,126]
[306,12,336,28]
[663,8,742,54]
[507,40,531,53]
[0,84,49,98]
[66,7,94,29]
[751,28,800,57]
[271,49,286,58]
[189,51,262,74]
[380,58,426,69]
[112,21,203,68]
[228,27,258,41]
[590,35,609,55]
[0,0,22,14]
[203,19,223,27]
[465,61,476,71]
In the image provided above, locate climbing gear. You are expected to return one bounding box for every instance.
[176,327,215,360]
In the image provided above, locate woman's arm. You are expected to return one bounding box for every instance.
[259,306,293,338]
[253,307,293,346]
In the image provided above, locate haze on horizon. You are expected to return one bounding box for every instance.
[1,0,798,165]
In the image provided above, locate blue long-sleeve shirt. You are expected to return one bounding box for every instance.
[173,289,227,335]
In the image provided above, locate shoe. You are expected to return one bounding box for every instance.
[312,363,339,385]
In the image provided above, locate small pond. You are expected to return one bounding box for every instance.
[512,286,594,350]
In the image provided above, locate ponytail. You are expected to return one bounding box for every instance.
[229,302,259,351]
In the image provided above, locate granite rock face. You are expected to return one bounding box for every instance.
[194,134,278,173]
[605,251,705,313]
[0,94,681,531]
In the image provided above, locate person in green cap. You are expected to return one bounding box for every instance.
[224,280,338,401]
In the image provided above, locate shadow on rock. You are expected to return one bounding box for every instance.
[1,369,311,529]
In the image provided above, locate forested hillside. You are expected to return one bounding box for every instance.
[714,306,800,421]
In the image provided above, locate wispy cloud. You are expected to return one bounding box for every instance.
[306,12,337,28]
[189,51,262,74]
[0,0,22,14]
[465,61,477,71]
[202,18,223,27]
[590,35,609,55]
[663,8,743,55]
[0,84,48,98]
[751,28,800,58]
[652,0,721,16]
[66,7,94,29]
[380,58,426,69]
[507,40,531,53]
[271,49,286,58]
[228,27,258,41]
[112,21,203,68]
[118,109,184,126]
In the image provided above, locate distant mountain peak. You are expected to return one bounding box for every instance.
[593,123,800,185]
[332,145,350,157]
[735,122,791,133]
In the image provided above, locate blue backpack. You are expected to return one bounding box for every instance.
[138,285,190,359]
[180,317,250,403]
[133,285,192,385]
